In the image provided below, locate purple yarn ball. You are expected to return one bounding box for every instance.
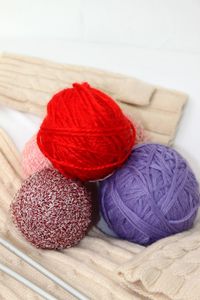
[99,143,200,246]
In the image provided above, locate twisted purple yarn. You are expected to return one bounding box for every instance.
[100,143,200,245]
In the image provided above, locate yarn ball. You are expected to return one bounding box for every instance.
[37,82,136,181]
[99,143,200,246]
[11,168,92,249]
[22,134,52,178]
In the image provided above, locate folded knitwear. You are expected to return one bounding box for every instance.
[0,53,196,300]
[0,53,187,145]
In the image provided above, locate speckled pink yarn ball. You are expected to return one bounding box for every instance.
[11,168,92,249]
[22,134,52,178]
[126,115,149,144]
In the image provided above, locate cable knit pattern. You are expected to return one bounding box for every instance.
[118,221,200,300]
[0,53,187,145]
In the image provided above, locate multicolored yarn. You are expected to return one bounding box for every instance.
[100,143,200,245]
[11,168,92,249]
[37,82,136,181]
[22,134,51,178]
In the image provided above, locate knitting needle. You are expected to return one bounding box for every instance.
[0,261,57,300]
[0,237,88,300]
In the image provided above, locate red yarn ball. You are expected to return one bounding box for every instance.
[37,82,136,181]
[11,168,92,249]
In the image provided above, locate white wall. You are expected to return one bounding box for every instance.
[0,0,200,52]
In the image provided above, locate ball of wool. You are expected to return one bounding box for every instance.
[22,134,52,178]
[37,82,136,181]
[11,168,92,249]
[99,143,200,246]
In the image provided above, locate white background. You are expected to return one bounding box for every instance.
[0,0,200,179]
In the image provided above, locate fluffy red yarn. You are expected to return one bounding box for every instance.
[37,82,135,181]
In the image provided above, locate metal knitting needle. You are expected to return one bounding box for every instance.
[0,237,88,300]
[0,262,57,300]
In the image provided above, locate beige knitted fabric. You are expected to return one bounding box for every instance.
[0,272,42,300]
[118,221,200,300]
[0,129,144,300]
[0,53,187,145]
[0,54,196,300]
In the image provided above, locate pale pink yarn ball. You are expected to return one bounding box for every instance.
[126,115,149,144]
[22,134,52,179]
